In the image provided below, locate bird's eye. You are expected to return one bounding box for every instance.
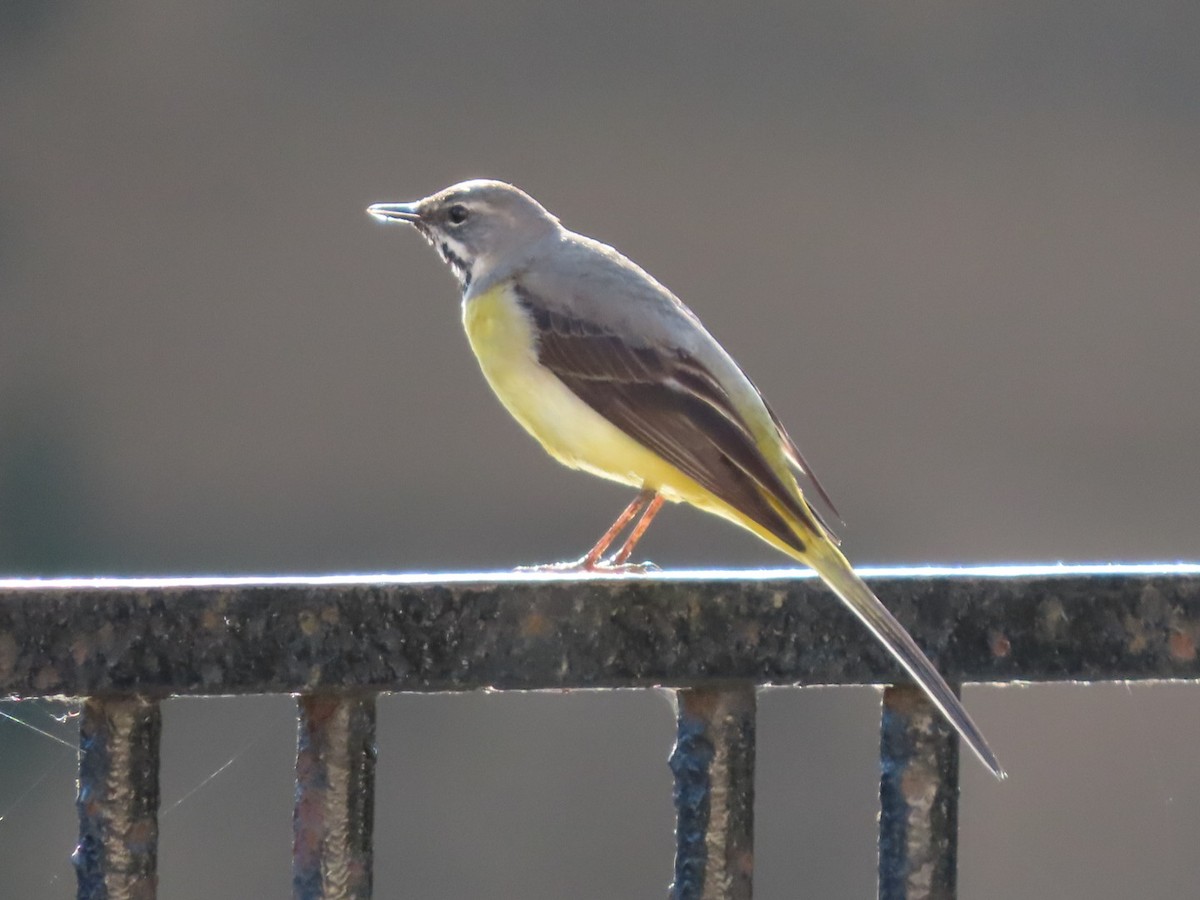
[447,204,469,225]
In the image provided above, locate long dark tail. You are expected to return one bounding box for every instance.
[806,540,1006,779]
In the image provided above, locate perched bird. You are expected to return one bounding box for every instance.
[368,180,1004,778]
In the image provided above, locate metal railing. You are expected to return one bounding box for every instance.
[2,564,1198,899]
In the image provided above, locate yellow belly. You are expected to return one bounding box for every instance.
[461,282,808,559]
[462,283,676,490]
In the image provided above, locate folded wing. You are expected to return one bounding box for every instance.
[517,286,824,553]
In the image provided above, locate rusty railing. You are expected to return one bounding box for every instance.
[2,563,1198,899]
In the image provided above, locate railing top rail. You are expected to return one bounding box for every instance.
[2,561,1198,591]
[2,564,1198,699]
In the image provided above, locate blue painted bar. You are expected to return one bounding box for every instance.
[293,693,377,900]
[74,696,161,900]
[879,684,959,900]
[670,685,755,900]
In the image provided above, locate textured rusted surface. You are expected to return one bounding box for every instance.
[670,685,755,900]
[74,696,161,900]
[2,568,1199,698]
[293,693,376,900]
[878,684,959,900]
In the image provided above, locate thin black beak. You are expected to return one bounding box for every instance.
[367,202,421,223]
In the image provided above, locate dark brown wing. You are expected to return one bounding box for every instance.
[761,398,843,543]
[516,287,816,553]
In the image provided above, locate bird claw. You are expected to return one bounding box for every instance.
[599,558,661,574]
[513,557,661,575]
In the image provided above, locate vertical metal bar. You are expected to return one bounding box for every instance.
[74,695,162,900]
[878,684,960,900]
[669,685,755,900]
[293,693,377,900]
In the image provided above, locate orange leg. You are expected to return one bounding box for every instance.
[609,493,664,565]
[580,489,656,569]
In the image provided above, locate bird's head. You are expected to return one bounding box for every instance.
[368,179,559,290]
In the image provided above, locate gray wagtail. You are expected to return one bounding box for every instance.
[368,179,1004,778]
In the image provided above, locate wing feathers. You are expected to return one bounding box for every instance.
[763,398,843,530]
[517,287,824,552]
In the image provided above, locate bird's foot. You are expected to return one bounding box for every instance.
[514,557,661,575]
[597,558,661,574]
[587,558,661,574]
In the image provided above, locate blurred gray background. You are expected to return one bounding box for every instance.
[1,2,1198,897]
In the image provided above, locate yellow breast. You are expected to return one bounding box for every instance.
[462,283,692,496]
